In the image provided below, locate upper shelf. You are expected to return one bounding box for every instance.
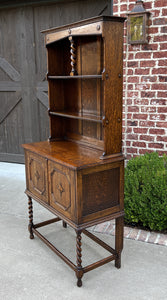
[47,75,102,79]
[49,110,103,123]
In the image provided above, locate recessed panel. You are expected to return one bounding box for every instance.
[82,167,120,216]
[50,168,71,211]
[27,152,48,203]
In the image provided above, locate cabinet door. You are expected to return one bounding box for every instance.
[25,151,48,203]
[48,161,75,220]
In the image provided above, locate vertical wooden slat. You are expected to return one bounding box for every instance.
[18,7,40,143]
[96,36,102,140]
[0,8,23,158]
[103,21,124,155]
[77,37,83,135]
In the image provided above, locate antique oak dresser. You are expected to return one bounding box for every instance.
[22,15,125,287]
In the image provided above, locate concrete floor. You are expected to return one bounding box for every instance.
[0,162,167,300]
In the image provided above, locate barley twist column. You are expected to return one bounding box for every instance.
[28,196,34,239]
[76,230,83,287]
[69,36,76,76]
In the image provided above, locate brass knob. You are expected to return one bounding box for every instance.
[96,25,100,31]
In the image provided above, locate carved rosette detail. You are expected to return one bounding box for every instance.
[69,36,76,76]
[50,168,71,211]
[57,183,65,195]
[34,170,40,181]
[29,158,46,196]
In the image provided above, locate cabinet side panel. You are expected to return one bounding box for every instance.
[82,167,120,216]
[103,21,124,155]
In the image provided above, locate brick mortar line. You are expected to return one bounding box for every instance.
[92,224,167,247]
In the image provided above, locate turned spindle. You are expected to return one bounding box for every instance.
[76,230,83,287]
[28,196,34,239]
[69,36,76,76]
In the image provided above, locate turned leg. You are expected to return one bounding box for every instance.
[62,221,67,228]
[75,230,83,287]
[28,196,34,239]
[115,216,124,268]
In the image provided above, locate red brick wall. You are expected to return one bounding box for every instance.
[113,0,167,159]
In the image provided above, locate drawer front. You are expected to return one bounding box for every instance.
[26,151,48,203]
[48,161,75,220]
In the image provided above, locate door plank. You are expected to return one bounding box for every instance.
[0,57,21,81]
[0,92,21,123]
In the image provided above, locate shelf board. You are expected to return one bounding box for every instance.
[49,111,102,123]
[47,75,102,79]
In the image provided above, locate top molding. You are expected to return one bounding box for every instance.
[42,15,126,45]
[42,15,126,34]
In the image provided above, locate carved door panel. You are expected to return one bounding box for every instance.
[26,151,48,203]
[48,161,75,220]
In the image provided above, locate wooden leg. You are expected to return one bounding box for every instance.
[115,216,124,269]
[75,230,83,287]
[28,196,34,239]
[62,221,67,228]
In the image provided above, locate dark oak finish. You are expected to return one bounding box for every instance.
[76,230,83,287]
[45,15,125,155]
[115,216,124,268]
[28,196,34,239]
[22,16,125,287]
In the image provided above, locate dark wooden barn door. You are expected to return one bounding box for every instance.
[0,0,111,163]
